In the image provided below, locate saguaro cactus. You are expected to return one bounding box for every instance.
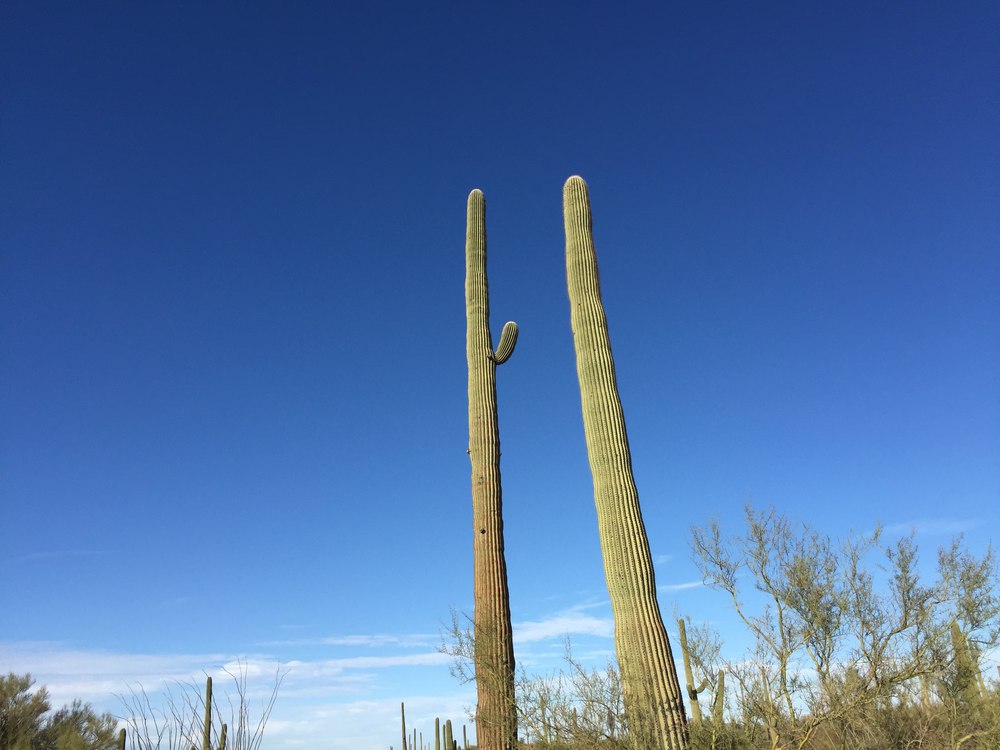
[563,175,688,749]
[202,677,213,750]
[678,618,707,724]
[950,619,983,704]
[466,188,519,750]
[712,669,725,725]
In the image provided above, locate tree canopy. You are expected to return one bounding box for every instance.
[0,674,118,750]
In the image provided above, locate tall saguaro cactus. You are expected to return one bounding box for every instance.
[563,176,688,749]
[466,188,519,750]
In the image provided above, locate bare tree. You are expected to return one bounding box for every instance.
[117,660,283,750]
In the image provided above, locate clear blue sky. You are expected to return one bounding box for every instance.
[2,2,997,748]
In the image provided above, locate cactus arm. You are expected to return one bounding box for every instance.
[492,321,518,364]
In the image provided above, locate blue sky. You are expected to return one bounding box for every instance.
[2,2,998,748]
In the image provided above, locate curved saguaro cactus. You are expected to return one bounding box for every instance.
[466,188,518,750]
[563,175,688,749]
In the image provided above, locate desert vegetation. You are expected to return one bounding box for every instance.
[441,177,999,750]
[441,505,999,750]
[0,665,281,750]
[0,673,118,750]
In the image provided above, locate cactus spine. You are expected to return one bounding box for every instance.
[563,176,688,750]
[466,188,518,750]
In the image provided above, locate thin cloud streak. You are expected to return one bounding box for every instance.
[884,518,979,537]
[264,633,437,648]
[659,580,704,592]
[513,611,614,643]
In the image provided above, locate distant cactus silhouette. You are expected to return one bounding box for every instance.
[465,188,518,750]
[563,176,688,750]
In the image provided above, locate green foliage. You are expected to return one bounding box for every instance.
[438,502,998,749]
[0,674,118,750]
[686,505,1000,749]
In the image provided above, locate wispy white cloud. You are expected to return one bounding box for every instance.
[0,604,626,750]
[884,518,979,537]
[0,641,457,750]
[294,653,450,672]
[658,580,704,592]
[264,633,437,648]
[653,553,674,566]
[264,692,477,750]
[513,610,613,643]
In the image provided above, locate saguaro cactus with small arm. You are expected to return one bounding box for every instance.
[678,618,707,724]
[563,175,688,750]
[466,188,519,750]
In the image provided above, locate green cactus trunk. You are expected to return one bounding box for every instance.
[202,677,212,750]
[950,619,983,704]
[563,176,688,750]
[118,728,126,750]
[466,189,519,750]
[401,702,408,750]
[712,670,725,725]
[677,618,703,725]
